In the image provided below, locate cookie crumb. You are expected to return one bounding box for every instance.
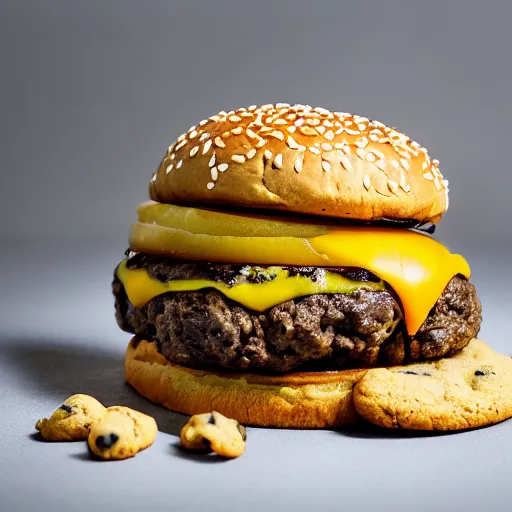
[87,406,157,460]
[35,394,106,441]
[181,411,246,458]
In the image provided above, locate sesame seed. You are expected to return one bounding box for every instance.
[375,159,387,170]
[199,132,210,142]
[388,180,399,194]
[241,112,253,118]
[264,150,273,161]
[287,136,300,150]
[402,183,411,193]
[177,134,187,142]
[358,124,366,131]
[314,107,330,115]
[339,154,352,171]
[199,119,208,126]
[231,126,243,135]
[276,102,290,108]
[256,138,266,148]
[323,120,334,128]
[189,130,198,140]
[434,178,442,190]
[207,182,215,190]
[363,175,371,190]
[355,137,369,149]
[218,163,228,172]
[190,146,199,157]
[229,115,242,123]
[324,130,335,141]
[287,126,297,133]
[232,154,246,164]
[307,118,320,126]
[321,142,333,151]
[391,160,399,170]
[246,148,257,159]
[423,172,434,180]
[203,139,212,154]
[166,164,174,174]
[170,153,175,160]
[209,115,221,122]
[345,128,360,136]
[422,161,428,170]
[356,148,366,160]
[344,120,353,126]
[211,167,218,180]
[300,126,317,136]
[294,154,304,173]
[265,117,274,124]
[294,118,305,127]
[259,126,273,133]
[248,105,257,111]
[400,158,410,170]
[274,154,283,169]
[432,159,440,166]
[209,154,216,167]
[322,160,331,172]
[274,119,287,125]
[175,140,187,151]
[151,173,157,182]
[369,134,380,142]
[335,127,345,135]
[246,129,257,139]
[176,160,183,169]
[214,137,226,148]
[365,152,376,162]
[221,131,231,138]
[286,113,297,120]
[309,146,321,155]
[316,125,326,135]
[269,130,285,141]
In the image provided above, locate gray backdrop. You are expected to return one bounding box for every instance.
[1,1,512,511]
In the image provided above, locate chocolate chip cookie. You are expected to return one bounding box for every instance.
[35,394,106,441]
[87,406,157,460]
[353,339,512,430]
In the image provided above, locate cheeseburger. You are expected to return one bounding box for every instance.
[112,103,481,428]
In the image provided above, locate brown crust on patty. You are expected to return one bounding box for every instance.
[113,264,482,372]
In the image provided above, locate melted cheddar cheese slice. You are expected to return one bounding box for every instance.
[124,203,471,335]
[116,261,385,313]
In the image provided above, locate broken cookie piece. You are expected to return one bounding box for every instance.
[35,394,106,441]
[181,411,246,458]
[87,406,157,460]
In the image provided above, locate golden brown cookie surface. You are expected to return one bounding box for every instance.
[353,339,512,430]
[35,394,106,441]
[181,411,246,458]
[87,406,157,460]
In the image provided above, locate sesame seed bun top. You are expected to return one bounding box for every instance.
[149,103,449,223]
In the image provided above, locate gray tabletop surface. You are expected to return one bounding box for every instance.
[1,240,511,512]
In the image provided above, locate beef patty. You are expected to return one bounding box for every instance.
[112,254,482,373]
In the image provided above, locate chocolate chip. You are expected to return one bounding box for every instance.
[474,369,496,376]
[236,423,247,441]
[59,404,74,414]
[95,433,119,451]
[400,370,431,376]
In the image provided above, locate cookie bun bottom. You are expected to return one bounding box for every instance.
[124,337,368,429]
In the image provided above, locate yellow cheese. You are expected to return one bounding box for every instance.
[128,222,470,335]
[116,260,385,313]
